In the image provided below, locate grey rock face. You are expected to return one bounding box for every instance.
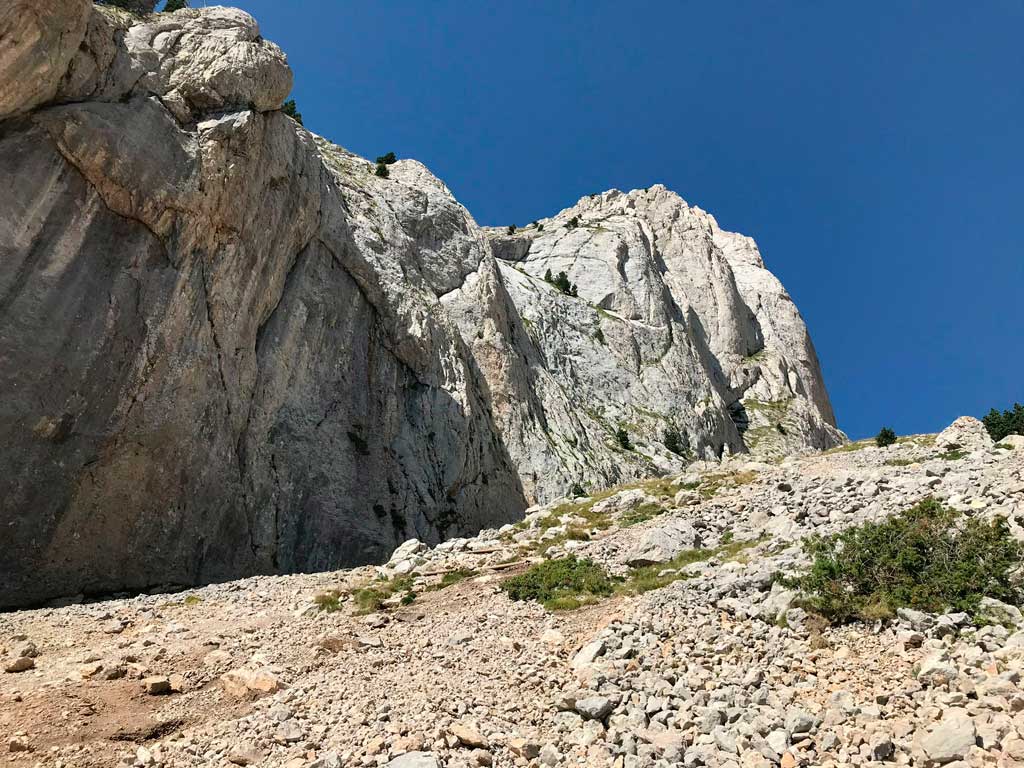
[0,5,523,608]
[0,4,839,607]
[482,189,842,498]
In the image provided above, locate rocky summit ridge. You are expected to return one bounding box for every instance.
[1,2,838,608]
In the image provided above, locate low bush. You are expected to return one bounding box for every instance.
[550,271,576,296]
[983,403,1024,442]
[507,224,516,235]
[615,427,631,450]
[314,592,342,613]
[351,574,414,613]
[374,161,389,178]
[163,0,187,11]
[375,152,397,165]
[501,557,615,610]
[875,427,897,447]
[797,498,1023,624]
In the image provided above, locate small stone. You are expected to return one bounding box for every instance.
[450,723,489,748]
[4,656,35,673]
[574,695,613,720]
[571,640,605,669]
[228,743,263,766]
[14,641,38,658]
[384,753,441,768]
[919,709,976,764]
[539,744,561,767]
[142,676,171,695]
[274,720,303,743]
[220,668,283,698]
[79,662,104,679]
[784,709,815,735]
[508,738,541,759]
[8,736,30,753]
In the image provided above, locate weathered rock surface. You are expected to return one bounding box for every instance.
[0,3,839,607]
[482,190,842,498]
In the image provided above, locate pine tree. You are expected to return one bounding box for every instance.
[664,427,683,455]
[164,0,187,11]
[281,99,303,125]
[875,427,897,448]
[983,403,1024,442]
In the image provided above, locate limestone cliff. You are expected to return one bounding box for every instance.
[0,3,841,607]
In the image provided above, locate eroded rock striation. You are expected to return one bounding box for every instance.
[0,4,841,607]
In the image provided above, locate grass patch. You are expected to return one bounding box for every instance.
[697,470,758,499]
[428,568,478,591]
[501,557,616,610]
[351,574,415,614]
[619,502,665,527]
[824,439,874,455]
[617,538,763,596]
[314,592,342,613]
[937,449,967,461]
[796,498,1023,625]
[884,458,918,467]
[504,540,766,611]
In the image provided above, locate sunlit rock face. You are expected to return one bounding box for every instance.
[0,4,841,607]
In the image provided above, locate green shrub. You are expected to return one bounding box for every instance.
[569,481,586,498]
[163,0,187,11]
[351,574,413,613]
[314,592,342,613]
[664,427,684,455]
[797,498,1023,624]
[507,224,516,235]
[615,427,631,450]
[281,99,303,125]
[501,557,615,609]
[374,161,389,178]
[552,271,573,294]
[375,152,397,165]
[983,403,1024,442]
[566,216,579,229]
[875,427,897,447]
[544,268,553,283]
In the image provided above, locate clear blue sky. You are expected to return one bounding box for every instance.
[186,1,1022,440]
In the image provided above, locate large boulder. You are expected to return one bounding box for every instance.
[936,416,993,452]
[626,519,702,566]
[0,0,92,120]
